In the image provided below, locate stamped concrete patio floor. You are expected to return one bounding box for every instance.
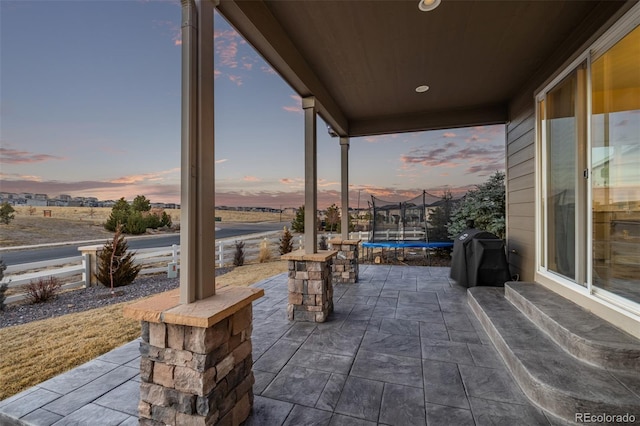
[0,265,554,425]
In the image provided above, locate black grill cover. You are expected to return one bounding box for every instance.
[450,229,511,288]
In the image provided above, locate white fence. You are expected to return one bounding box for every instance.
[1,231,370,305]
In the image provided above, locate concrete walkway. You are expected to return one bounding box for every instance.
[0,265,553,425]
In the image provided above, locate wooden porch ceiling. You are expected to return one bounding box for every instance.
[217,0,629,137]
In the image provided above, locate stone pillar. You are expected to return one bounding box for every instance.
[282,250,337,322]
[329,239,361,284]
[123,286,263,426]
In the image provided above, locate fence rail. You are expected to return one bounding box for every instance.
[1,231,370,305]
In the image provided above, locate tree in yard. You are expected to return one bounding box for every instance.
[428,190,457,242]
[448,171,506,239]
[279,226,294,255]
[233,241,245,266]
[0,202,15,225]
[104,196,169,235]
[325,204,340,232]
[96,225,141,290]
[318,235,328,250]
[104,197,131,232]
[291,205,305,233]
[132,195,151,212]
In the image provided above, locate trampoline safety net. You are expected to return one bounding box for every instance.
[368,192,459,243]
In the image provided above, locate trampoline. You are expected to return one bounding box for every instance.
[364,192,460,263]
[362,241,454,249]
[362,241,454,263]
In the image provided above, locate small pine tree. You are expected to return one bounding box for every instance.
[104,197,131,232]
[132,195,151,212]
[318,235,328,250]
[325,204,340,232]
[291,206,305,233]
[96,225,141,290]
[0,202,15,225]
[233,241,245,266]
[428,190,456,242]
[160,211,172,227]
[448,171,506,239]
[279,226,293,255]
[125,211,148,235]
[0,258,8,311]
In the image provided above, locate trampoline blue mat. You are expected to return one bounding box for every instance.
[362,241,453,249]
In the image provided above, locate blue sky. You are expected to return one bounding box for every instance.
[0,0,505,208]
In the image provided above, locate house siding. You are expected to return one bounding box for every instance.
[506,98,536,281]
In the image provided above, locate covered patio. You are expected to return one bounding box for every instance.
[0,265,552,425]
[2,0,639,424]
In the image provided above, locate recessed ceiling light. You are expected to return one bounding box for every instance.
[415,85,430,93]
[418,0,441,12]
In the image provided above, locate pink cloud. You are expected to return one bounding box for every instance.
[318,179,339,188]
[280,177,304,186]
[362,134,399,143]
[0,147,66,164]
[0,172,42,181]
[228,75,243,86]
[399,140,504,176]
[109,168,179,185]
[282,95,302,114]
[215,158,228,164]
[443,132,456,138]
[214,29,240,68]
[243,176,261,182]
[261,66,277,75]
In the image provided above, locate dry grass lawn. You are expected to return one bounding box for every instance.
[0,206,294,247]
[0,261,287,400]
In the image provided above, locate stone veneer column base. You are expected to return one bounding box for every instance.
[328,239,361,284]
[123,286,263,426]
[281,249,337,322]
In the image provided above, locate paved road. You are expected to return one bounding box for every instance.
[1,221,290,266]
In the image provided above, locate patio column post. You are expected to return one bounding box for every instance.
[127,2,264,425]
[303,96,318,254]
[180,0,216,304]
[340,137,350,240]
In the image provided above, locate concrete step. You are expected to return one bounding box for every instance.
[505,282,640,372]
[468,286,640,424]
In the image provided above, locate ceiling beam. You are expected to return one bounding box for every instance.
[348,104,508,137]
[218,0,349,136]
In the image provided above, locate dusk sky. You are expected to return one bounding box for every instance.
[0,0,505,209]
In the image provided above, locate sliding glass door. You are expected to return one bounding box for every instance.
[538,20,640,313]
[541,63,587,284]
[591,25,640,305]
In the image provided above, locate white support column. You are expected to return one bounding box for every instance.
[180,0,216,304]
[303,97,318,254]
[340,137,350,240]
